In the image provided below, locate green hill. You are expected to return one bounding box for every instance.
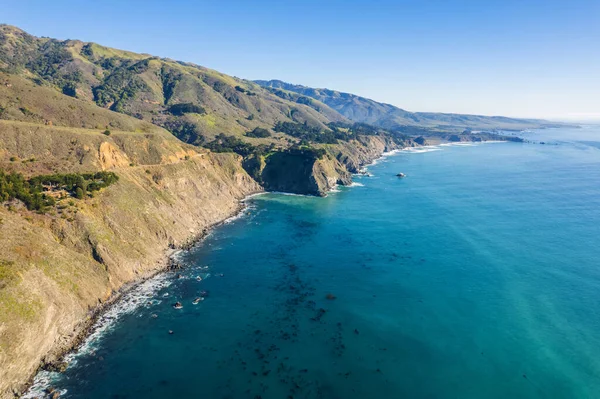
[0,24,348,146]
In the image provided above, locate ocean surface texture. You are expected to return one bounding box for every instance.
[28,126,600,398]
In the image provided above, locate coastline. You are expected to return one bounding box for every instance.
[21,188,264,398]
[20,141,403,396]
[20,137,509,396]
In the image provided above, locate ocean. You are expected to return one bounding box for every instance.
[26,126,600,398]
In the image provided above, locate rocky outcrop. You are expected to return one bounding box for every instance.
[258,151,349,196]
[414,136,428,146]
[253,135,415,196]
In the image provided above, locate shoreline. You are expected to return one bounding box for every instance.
[20,137,509,396]
[21,188,264,398]
[21,143,402,395]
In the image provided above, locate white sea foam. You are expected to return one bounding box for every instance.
[381,149,403,157]
[22,372,67,399]
[328,184,341,193]
[241,192,268,202]
[268,191,313,197]
[349,182,365,187]
[223,209,247,224]
[402,147,442,153]
[481,140,507,144]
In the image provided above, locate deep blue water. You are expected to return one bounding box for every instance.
[28,126,600,398]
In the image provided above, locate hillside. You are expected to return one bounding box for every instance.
[254,79,561,132]
[0,24,348,146]
[0,27,421,397]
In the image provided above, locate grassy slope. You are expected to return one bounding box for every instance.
[0,72,169,135]
[0,104,261,399]
[0,25,348,145]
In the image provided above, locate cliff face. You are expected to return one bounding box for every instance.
[0,128,260,398]
[251,135,416,196]
[258,151,350,196]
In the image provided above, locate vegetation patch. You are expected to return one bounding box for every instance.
[205,134,272,157]
[245,127,271,138]
[0,170,119,212]
[162,119,204,145]
[167,103,206,116]
[93,61,151,112]
[0,291,42,322]
[0,260,19,289]
[234,85,256,96]
[274,121,341,144]
[285,144,327,160]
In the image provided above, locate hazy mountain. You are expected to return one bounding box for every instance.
[254,79,560,132]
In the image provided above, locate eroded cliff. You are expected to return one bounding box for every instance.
[0,126,260,397]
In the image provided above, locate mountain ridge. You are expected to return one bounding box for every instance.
[254,79,563,132]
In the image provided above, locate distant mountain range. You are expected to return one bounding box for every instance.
[254,79,563,133]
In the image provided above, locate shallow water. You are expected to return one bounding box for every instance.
[28,126,600,398]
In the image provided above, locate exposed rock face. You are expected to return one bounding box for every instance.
[0,129,261,398]
[414,136,428,146]
[259,151,350,196]
[256,135,415,196]
[98,141,131,169]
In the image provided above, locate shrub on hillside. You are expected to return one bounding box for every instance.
[274,121,340,144]
[245,127,271,138]
[162,119,204,145]
[205,134,271,157]
[167,103,206,116]
[62,82,77,97]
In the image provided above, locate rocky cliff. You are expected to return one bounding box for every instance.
[256,151,349,196]
[0,125,260,397]
[246,134,416,196]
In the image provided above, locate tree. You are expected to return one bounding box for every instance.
[246,127,271,138]
[75,187,84,199]
[62,82,77,97]
[167,103,205,116]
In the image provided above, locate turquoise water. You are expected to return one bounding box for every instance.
[30,126,600,398]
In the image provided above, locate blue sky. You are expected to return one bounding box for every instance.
[2,0,599,119]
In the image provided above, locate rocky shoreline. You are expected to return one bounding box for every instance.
[20,192,261,398]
